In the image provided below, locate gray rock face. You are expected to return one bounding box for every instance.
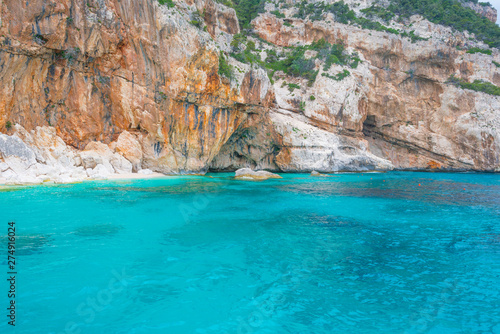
[270,111,393,172]
[0,134,36,163]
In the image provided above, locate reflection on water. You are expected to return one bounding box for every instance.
[278,176,500,209]
[73,224,123,238]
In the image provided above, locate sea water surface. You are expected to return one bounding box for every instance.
[1,172,499,334]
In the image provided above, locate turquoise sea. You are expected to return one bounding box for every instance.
[1,172,499,334]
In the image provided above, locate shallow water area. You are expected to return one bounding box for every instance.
[1,171,499,333]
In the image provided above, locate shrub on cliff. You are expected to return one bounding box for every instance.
[322,69,351,81]
[230,37,360,84]
[232,0,266,29]
[157,0,175,8]
[271,10,285,19]
[460,80,500,96]
[360,5,395,22]
[218,52,233,80]
[294,0,355,23]
[466,47,492,55]
[448,75,500,96]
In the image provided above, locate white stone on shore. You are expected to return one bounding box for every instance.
[0,133,37,163]
[138,168,153,175]
[0,125,150,185]
[110,154,133,174]
[0,162,9,172]
[81,141,132,174]
[86,164,111,179]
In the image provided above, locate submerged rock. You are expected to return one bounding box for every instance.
[234,168,282,180]
[6,234,52,256]
[311,171,329,177]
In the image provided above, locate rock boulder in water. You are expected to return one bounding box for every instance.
[234,168,282,180]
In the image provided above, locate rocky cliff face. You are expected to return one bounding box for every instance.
[215,0,500,172]
[1,0,499,178]
[246,10,500,171]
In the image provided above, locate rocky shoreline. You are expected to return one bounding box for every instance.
[1,123,496,187]
[0,125,165,185]
[1,0,499,175]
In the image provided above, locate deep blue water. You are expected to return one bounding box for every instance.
[1,172,499,334]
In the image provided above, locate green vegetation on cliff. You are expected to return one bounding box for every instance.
[388,0,500,47]
[157,0,175,8]
[231,0,499,48]
[448,75,500,96]
[232,0,266,29]
[230,37,359,84]
[360,5,395,22]
[218,52,233,79]
[290,1,426,42]
[466,47,492,55]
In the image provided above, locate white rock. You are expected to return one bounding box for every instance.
[80,141,122,174]
[110,153,133,174]
[53,174,75,184]
[3,156,35,174]
[1,168,17,180]
[79,150,104,169]
[16,175,43,185]
[234,168,282,180]
[37,175,51,182]
[115,131,143,172]
[0,133,37,163]
[0,162,8,172]
[271,111,393,172]
[138,168,153,175]
[87,164,111,179]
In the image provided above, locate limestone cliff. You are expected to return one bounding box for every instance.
[0,0,271,174]
[1,0,499,178]
[213,0,500,172]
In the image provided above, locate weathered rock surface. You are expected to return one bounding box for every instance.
[0,0,270,174]
[0,134,37,164]
[0,125,138,184]
[271,111,393,172]
[115,131,143,172]
[250,6,500,172]
[234,168,282,180]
